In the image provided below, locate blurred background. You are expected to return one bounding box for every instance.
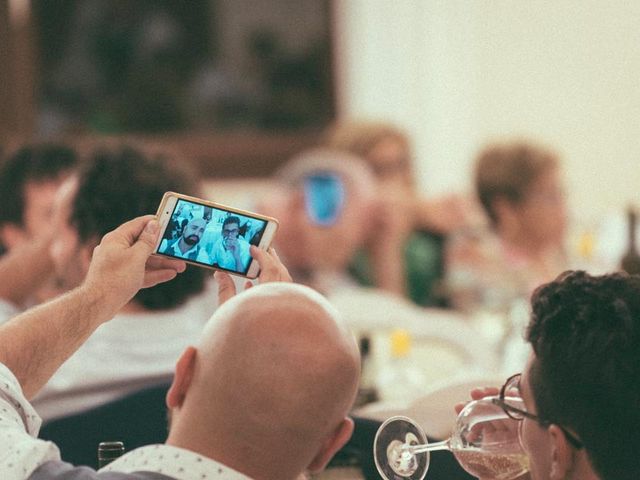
[3,4,640,475]
[2,0,639,222]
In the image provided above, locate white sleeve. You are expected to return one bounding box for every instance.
[0,363,60,479]
[0,299,20,326]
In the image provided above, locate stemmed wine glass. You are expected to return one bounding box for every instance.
[373,396,529,480]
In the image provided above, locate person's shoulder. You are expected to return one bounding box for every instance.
[29,460,177,479]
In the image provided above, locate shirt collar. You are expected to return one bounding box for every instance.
[172,241,198,257]
[102,444,252,480]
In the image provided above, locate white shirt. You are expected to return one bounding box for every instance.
[102,444,250,480]
[0,363,251,480]
[211,238,251,272]
[0,362,62,480]
[159,238,211,264]
[0,298,21,325]
[33,284,218,422]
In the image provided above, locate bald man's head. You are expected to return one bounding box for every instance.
[166,283,360,480]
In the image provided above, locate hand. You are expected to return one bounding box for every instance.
[415,194,481,234]
[225,236,239,253]
[454,386,500,415]
[454,387,529,480]
[216,246,292,304]
[83,215,186,312]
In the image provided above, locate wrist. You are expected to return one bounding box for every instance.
[74,283,122,325]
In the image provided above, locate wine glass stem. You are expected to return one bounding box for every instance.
[407,439,450,455]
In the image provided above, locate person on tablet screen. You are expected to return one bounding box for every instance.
[212,215,252,272]
[160,217,211,263]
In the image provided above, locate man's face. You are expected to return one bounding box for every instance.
[182,218,207,246]
[49,177,90,290]
[222,221,240,240]
[513,169,567,249]
[0,178,67,251]
[24,179,66,238]
[519,353,553,480]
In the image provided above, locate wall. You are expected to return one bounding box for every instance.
[336,1,640,224]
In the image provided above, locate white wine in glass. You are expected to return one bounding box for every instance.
[373,396,529,480]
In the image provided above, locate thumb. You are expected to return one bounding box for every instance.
[133,219,160,256]
[215,271,237,305]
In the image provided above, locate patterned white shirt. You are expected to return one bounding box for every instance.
[0,363,252,480]
[102,444,251,480]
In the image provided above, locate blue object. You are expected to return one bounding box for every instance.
[303,172,345,226]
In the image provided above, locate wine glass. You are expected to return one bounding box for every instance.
[373,396,529,480]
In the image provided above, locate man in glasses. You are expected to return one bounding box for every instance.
[470,270,638,480]
[212,215,251,272]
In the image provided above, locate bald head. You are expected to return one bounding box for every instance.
[264,149,376,274]
[167,283,360,480]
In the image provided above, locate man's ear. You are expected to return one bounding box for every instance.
[166,347,198,410]
[306,417,355,474]
[548,424,574,480]
[0,223,27,250]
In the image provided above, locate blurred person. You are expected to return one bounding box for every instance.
[159,217,211,263]
[259,148,375,295]
[33,145,211,423]
[445,141,568,312]
[0,144,78,319]
[327,120,475,306]
[457,270,639,480]
[0,215,359,480]
[211,215,251,271]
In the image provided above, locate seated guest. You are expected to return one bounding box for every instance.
[445,141,568,312]
[211,215,251,271]
[259,148,376,295]
[327,120,475,306]
[459,271,640,480]
[0,144,78,320]
[0,215,359,480]
[33,145,211,423]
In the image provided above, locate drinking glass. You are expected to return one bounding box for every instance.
[373,396,529,480]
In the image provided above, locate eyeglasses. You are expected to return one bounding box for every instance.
[492,373,583,449]
[223,227,239,236]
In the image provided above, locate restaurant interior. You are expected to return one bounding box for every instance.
[1,1,639,479]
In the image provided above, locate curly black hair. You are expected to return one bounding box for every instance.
[71,145,205,310]
[0,143,78,226]
[526,270,640,480]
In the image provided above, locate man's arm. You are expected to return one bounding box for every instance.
[0,215,185,400]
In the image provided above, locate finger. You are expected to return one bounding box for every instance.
[251,246,276,274]
[108,215,156,246]
[250,245,267,265]
[244,280,253,290]
[470,387,499,400]
[132,218,161,257]
[454,402,467,414]
[142,269,178,289]
[146,255,187,273]
[215,271,236,305]
[269,248,292,281]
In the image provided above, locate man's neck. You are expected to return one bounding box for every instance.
[166,419,304,480]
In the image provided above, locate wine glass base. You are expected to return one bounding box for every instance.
[373,416,430,480]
